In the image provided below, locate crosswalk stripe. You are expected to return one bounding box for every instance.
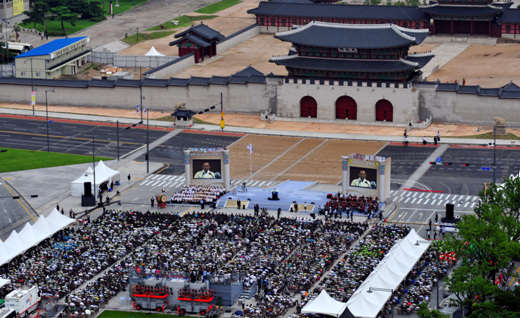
[430,199,436,205]
[416,198,423,204]
[141,180,153,186]
[464,202,469,207]
[423,199,429,205]
[411,198,417,203]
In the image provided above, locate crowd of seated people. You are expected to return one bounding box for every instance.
[171,185,226,204]
[324,193,379,216]
[0,208,445,318]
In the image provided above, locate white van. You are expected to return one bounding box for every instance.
[1,42,33,54]
[4,286,40,317]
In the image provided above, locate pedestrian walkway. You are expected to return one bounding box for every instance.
[139,173,278,191]
[400,144,449,190]
[391,190,479,209]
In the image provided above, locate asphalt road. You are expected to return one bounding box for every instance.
[418,147,520,196]
[0,116,167,160]
[377,145,435,190]
[136,131,241,175]
[0,181,35,240]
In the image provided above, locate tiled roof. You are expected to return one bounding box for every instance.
[405,53,435,68]
[210,76,230,85]
[436,83,459,91]
[15,37,88,58]
[421,4,502,17]
[89,79,116,88]
[142,78,169,87]
[171,109,197,117]
[478,88,500,96]
[168,78,190,86]
[497,9,520,23]
[115,79,142,87]
[169,33,211,47]
[174,23,225,41]
[188,76,211,86]
[270,55,423,72]
[0,78,89,87]
[233,65,265,77]
[456,85,480,94]
[248,2,428,21]
[275,22,428,49]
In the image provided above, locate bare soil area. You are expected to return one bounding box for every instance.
[228,135,386,183]
[429,44,520,87]
[173,34,290,77]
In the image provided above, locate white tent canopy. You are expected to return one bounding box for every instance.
[302,289,348,317]
[0,209,75,266]
[0,278,11,288]
[71,161,120,197]
[345,229,431,318]
[145,46,165,56]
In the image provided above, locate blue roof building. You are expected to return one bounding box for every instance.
[14,37,90,79]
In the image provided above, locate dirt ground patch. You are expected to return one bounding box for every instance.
[229,135,302,179]
[172,34,290,77]
[117,0,259,57]
[279,139,386,184]
[229,135,386,183]
[429,44,520,87]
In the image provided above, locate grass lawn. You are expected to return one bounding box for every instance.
[147,15,217,31]
[448,132,520,140]
[0,148,112,173]
[20,0,148,36]
[122,30,175,45]
[195,0,241,14]
[98,310,196,318]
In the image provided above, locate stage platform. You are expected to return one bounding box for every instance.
[216,180,385,214]
[217,180,327,212]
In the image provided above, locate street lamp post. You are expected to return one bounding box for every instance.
[493,126,497,184]
[45,88,55,152]
[146,109,149,173]
[116,120,119,160]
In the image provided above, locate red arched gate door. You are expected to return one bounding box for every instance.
[300,96,317,118]
[335,96,357,120]
[375,99,393,122]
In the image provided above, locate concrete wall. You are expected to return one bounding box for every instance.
[0,81,273,114]
[273,77,419,125]
[217,25,260,53]
[87,51,177,68]
[145,53,195,79]
[418,86,520,126]
[0,64,14,77]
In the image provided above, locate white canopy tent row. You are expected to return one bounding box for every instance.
[301,289,348,317]
[342,229,431,318]
[0,209,75,266]
[71,160,120,197]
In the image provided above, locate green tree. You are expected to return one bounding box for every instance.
[85,1,104,19]
[364,0,382,5]
[444,176,520,317]
[49,6,78,36]
[417,303,450,318]
[22,1,48,29]
[404,0,420,6]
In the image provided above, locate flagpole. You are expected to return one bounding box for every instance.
[249,150,252,182]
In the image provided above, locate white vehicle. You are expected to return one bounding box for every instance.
[0,308,17,318]
[4,286,40,317]
[1,42,33,54]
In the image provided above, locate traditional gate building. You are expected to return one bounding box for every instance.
[169,23,225,63]
[270,22,433,121]
[248,0,520,38]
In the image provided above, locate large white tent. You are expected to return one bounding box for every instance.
[344,229,431,318]
[301,289,348,317]
[145,46,165,56]
[71,161,120,197]
[0,209,75,266]
[0,278,11,288]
